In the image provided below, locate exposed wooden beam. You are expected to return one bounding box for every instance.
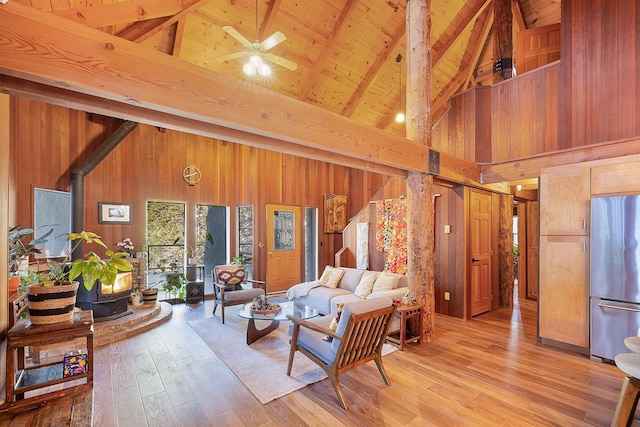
[432,0,488,67]
[297,0,358,101]
[259,0,282,41]
[341,19,405,117]
[465,7,494,87]
[0,3,483,180]
[116,0,203,43]
[480,136,640,182]
[52,0,184,28]
[512,0,527,31]
[0,75,408,177]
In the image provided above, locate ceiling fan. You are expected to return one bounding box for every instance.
[216,1,297,77]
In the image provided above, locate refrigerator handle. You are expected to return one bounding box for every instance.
[598,302,640,313]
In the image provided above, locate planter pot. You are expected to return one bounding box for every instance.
[27,281,79,325]
[131,295,141,305]
[142,288,158,304]
[8,276,20,294]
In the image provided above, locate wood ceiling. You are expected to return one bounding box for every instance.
[13,0,560,139]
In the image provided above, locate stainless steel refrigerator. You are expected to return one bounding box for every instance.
[591,195,640,362]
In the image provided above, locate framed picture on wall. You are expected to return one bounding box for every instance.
[99,202,132,224]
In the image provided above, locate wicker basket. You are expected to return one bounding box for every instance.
[142,288,158,304]
[27,281,79,325]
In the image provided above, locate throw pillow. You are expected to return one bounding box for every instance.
[320,266,345,288]
[324,303,345,342]
[354,271,378,298]
[371,271,398,293]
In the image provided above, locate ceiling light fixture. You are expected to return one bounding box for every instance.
[395,54,405,123]
[242,0,272,77]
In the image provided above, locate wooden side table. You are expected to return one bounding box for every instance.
[4,311,94,409]
[387,303,423,351]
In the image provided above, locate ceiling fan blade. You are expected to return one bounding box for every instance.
[221,26,253,49]
[264,53,298,71]
[260,31,286,51]
[216,51,250,63]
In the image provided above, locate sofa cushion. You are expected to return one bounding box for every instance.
[354,271,378,298]
[294,287,352,315]
[329,293,363,313]
[320,266,345,288]
[372,271,399,293]
[336,268,366,292]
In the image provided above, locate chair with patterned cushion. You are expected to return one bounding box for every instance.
[212,265,265,324]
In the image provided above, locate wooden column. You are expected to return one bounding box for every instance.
[1,93,10,402]
[498,193,514,307]
[493,0,514,82]
[406,0,435,342]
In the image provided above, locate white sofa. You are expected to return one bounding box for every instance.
[287,267,408,315]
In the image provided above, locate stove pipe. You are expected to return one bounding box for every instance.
[70,120,137,259]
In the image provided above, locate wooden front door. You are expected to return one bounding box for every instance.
[266,204,301,293]
[470,189,492,316]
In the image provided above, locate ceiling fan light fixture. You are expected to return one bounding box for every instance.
[258,63,271,77]
[249,54,263,67]
[243,62,256,76]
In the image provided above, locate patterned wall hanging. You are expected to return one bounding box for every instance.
[375,198,407,274]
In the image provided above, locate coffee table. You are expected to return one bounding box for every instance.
[237,300,319,345]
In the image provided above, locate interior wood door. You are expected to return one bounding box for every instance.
[526,201,539,300]
[470,189,492,316]
[266,204,301,293]
[515,23,561,74]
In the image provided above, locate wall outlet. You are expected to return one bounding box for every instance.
[444,291,450,301]
[444,224,451,234]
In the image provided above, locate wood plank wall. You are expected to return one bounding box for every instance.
[431,86,492,164]
[433,0,640,166]
[559,0,640,149]
[9,97,389,283]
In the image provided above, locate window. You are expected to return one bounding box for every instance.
[237,205,253,260]
[146,201,186,274]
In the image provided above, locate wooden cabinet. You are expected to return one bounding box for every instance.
[538,235,589,348]
[539,168,590,235]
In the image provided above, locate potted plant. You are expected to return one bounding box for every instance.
[155,258,186,303]
[27,231,132,325]
[8,225,52,293]
[186,244,202,266]
[131,289,141,306]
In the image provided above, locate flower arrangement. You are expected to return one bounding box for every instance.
[116,237,135,255]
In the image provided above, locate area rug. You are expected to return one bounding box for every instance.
[188,307,398,404]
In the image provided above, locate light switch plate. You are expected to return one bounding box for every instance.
[444,224,451,234]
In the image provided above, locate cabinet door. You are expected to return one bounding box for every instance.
[539,235,589,348]
[539,168,590,235]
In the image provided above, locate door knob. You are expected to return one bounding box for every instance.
[472,258,480,262]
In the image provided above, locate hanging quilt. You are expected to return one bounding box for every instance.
[375,198,407,274]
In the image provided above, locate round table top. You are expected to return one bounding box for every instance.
[237,300,319,321]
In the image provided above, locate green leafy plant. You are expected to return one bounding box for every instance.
[46,231,133,291]
[230,253,252,266]
[155,258,186,300]
[8,225,52,274]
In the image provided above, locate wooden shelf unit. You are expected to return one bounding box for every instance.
[3,311,94,410]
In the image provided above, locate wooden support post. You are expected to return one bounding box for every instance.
[498,194,514,308]
[493,0,514,82]
[406,0,435,341]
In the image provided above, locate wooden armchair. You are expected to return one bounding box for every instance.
[212,265,265,324]
[287,297,397,409]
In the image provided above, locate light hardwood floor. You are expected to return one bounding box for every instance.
[3,296,634,426]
